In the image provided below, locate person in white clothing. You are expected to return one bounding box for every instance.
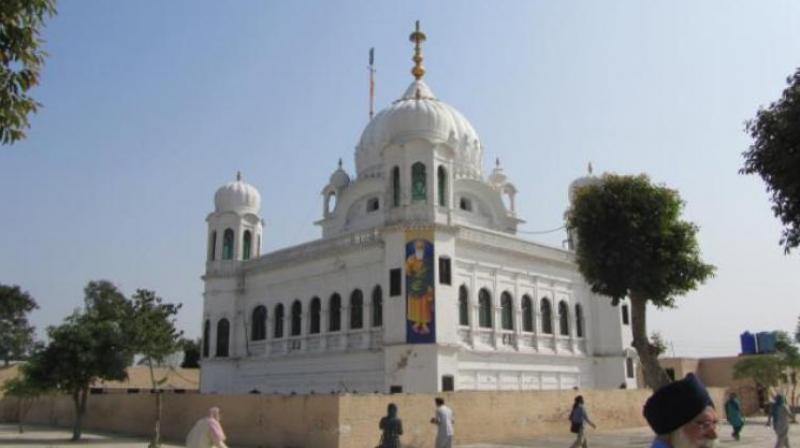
[185,406,228,448]
[430,397,454,448]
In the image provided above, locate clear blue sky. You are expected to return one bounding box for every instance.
[2,1,799,357]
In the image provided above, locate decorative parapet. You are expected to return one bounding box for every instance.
[242,228,384,273]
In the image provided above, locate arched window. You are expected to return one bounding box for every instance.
[478,289,492,328]
[326,191,336,214]
[371,286,383,327]
[222,229,234,260]
[243,230,252,260]
[310,297,321,334]
[215,318,229,357]
[273,304,284,339]
[208,231,217,261]
[329,293,341,332]
[411,162,426,201]
[501,292,514,330]
[458,285,469,326]
[558,301,570,336]
[522,295,534,332]
[575,304,584,338]
[437,165,447,207]
[291,300,302,336]
[392,166,401,207]
[350,289,364,329]
[202,319,210,357]
[541,298,553,334]
[251,306,267,341]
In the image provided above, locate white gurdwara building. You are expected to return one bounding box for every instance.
[200,25,636,394]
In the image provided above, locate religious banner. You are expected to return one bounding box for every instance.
[405,229,435,343]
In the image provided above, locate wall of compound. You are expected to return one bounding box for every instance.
[0,388,726,448]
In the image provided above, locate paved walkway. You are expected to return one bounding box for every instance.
[1,418,796,447]
[462,417,798,448]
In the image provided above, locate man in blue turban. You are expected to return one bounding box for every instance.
[643,373,718,448]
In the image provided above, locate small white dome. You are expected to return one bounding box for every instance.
[488,158,508,188]
[568,163,599,202]
[329,159,350,190]
[214,172,261,214]
[356,80,482,178]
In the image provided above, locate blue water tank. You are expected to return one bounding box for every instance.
[756,331,776,353]
[740,331,757,355]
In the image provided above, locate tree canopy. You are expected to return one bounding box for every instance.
[567,174,714,389]
[0,284,38,365]
[24,281,133,441]
[0,0,57,144]
[128,289,183,448]
[742,67,800,253]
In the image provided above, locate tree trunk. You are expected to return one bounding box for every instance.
[71,390,82,441]
[147,359,161,448]
[71,387,89,441]
[16,398,23,433]
[629,296,671,390]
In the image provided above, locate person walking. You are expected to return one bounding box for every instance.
[724,392,744,440]
[568,395,596,448]
[430,397,454,448]
[378,403,403,448]
[770,393,793,448]
[185,407,228,448]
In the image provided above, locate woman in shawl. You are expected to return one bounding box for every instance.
[378,403,403,448]
[186,407,228,448]
[770,394,793,448]
[724,392,744,440]
[569,395,596,448]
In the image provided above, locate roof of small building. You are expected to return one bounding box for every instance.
[0,364,199,397]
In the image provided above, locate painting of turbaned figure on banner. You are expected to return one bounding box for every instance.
[405,230,435,343]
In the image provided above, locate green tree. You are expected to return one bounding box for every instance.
[128,289,183,448]
[2,371,48,433]
[742,67,800,253]
[650,332,668,358]
[566,174,715,389]
[733,354,784,391]
[180,338,201,369]
[733,331,800,406]
[0,284,38,366]
[1,0,57,144]
[775,331,800,406]
[24,281,132,441]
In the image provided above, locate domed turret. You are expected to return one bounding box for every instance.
[568,163,599,202]
[329,158,351,190]
[207,172,263,265]
[214,172,261,214]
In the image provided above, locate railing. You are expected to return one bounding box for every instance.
[270,340,287,356]
[457,328,472,346]
[556,337,572,353]
[539,335,556,351]
[326,334,344,351]
[306,335,323,352]
[498,331,516,348]
[346,332,364,350]
[519,333,536,350]
[475,328,495,347]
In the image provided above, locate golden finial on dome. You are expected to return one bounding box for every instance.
[409,20,427,86]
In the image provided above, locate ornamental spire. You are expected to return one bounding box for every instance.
[409,20,427,87]
[236,171,242,181]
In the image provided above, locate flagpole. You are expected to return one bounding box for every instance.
[368,47,375,120]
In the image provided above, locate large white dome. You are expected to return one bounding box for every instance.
[355,80,483,179]
[214,172,261,214]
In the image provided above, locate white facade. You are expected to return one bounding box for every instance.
[200,45,635,394]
